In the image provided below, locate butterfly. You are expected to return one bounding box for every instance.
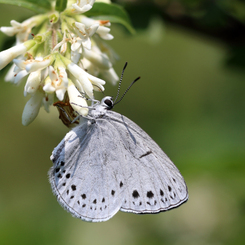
[49,64,188,222]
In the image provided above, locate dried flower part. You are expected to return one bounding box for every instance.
[53,93,80,128]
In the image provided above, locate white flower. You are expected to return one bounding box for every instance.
[43,66,68,101]
[53,31,68,54]
[67,80,89,116]
[12,56,51,87]
[13,58,28,70]
[79,17,113,40]
[68,34,82,63]
[80,45,119,85]
[42,93,54,113]
[0,15,47,43]
[72,0,95,14]
[4,63,16,82]
[24,70,41,96]
[14,56,52,73]
[96,26,113,40]
[26,58,52,73]
[100,68,119,85]
[0,40,35,70]
[67,62,105,98]
[1,19,33,44]
[70,34,83,52]
[0,0,120,126]
[81,57,99,76]
[22,89,43,126]
[74,22,99,50]
[83,47,112,69]
[81,56,118,85]
[94,37,119,64]
[71,49,82,63]
[14,69,29,85]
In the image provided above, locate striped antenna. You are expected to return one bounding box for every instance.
[113,62,128,104]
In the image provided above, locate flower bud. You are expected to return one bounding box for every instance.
[0,40,35,70]
[22,90,43,126]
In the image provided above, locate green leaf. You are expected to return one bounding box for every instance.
[0,0,52,13]
[86,2,135,34]
[55,0,67,13]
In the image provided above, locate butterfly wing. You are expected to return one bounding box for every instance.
[105,110,188,214]
[49,120,127,222]
[49,110,188,222]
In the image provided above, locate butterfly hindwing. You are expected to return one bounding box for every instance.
[49,120,126,222]
[104,111,188,213]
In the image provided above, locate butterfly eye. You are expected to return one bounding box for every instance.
[104,99,113,109]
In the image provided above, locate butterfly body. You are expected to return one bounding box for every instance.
[49,97,188,222]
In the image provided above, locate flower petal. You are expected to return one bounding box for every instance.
[4,63,16,82]
[14,70,29,85]
[25,58,51,73]
[67,81,88,116]
[48,66,58,82]
[24,70,41,96]
[43,82,56,93]
[43,93,54,113]
[56,88,66,101]
[96,26,114,40]
[100,67,119,85]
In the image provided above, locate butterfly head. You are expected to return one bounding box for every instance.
[100,96,114,110]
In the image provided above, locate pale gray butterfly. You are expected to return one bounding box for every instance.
[49,64,188,222]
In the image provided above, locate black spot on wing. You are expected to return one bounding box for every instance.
[132,190,140,198]
[146,191,154,198]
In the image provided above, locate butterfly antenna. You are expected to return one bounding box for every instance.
[114,76,140,106]
[114,62,128,104]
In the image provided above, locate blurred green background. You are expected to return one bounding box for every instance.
[0,1,245,245]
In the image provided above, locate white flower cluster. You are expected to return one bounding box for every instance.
[0,0,119,126]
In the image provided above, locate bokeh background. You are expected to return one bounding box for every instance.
[0,1,245,244]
